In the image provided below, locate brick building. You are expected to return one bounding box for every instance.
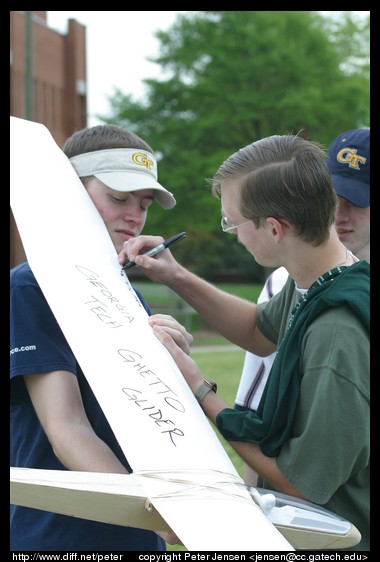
[10,10,88,267]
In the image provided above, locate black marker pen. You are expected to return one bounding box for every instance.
[122,232,187,270]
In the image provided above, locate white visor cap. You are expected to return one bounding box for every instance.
[69,148,176,209]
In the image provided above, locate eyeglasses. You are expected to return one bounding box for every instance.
[221,215,255,233]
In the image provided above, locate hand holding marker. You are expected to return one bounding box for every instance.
[122,232,187,270]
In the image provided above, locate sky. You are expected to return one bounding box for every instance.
[47,11,369,127]
[47,11,187,126]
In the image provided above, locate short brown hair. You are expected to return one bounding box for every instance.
[211,134,337,245]
[63,124,153,158]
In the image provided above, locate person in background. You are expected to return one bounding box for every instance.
[327,128,370,263]
[235,127,370,487]
[10,124,193,551]
[121,133,370,550]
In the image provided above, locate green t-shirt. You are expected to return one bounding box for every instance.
[216,262,370,550]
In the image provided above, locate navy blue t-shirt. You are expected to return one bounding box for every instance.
[10,262,165,551]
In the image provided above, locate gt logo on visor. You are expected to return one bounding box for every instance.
[132,152,154,171]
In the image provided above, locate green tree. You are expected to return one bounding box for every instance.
[100,11,369,281]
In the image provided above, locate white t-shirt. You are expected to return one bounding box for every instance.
[234,266,288,411]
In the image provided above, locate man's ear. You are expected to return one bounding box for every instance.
[266,216,289,242]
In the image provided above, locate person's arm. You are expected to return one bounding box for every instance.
[152,325,305,499]
[24,370,128,473]
[121,235,275,355]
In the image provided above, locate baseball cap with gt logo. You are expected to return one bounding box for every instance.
[326,128,370,208]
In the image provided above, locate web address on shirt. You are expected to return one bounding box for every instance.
[10,344,37,356]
